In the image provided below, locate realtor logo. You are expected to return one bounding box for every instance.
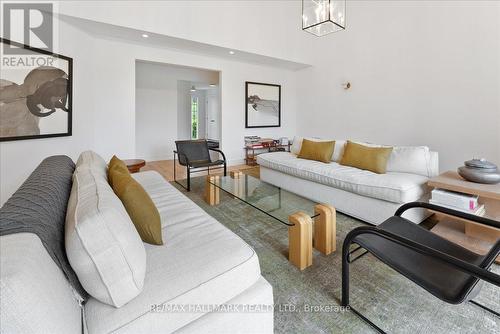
[2,2,53,54]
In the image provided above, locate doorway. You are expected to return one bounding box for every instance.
[181,80,220,142]
[135,60,220,161]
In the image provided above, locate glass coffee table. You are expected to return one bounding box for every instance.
[205,171,336,270]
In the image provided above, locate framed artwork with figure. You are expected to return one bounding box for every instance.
[0,38,72,142]
[245,81,281,128]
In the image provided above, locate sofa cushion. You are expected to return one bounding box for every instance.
[0,155,87,300]
[84,171,262,334]
[257,152,429,203]
[0,233,82,334]
[76,150,108,178]
[351,142,433,178]
[386,146,432,177]
[65,167,146,308]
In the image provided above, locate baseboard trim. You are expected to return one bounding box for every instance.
[227,159,246,166]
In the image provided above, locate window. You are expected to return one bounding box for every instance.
[191,96,198,139]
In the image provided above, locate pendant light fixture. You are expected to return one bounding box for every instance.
[302,0,346,36]
[190,85,196,92]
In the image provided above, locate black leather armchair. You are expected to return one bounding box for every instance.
[174,140,227,191]
[342,202,500,333]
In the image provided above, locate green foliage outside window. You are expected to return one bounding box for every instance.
[191,97,198,139]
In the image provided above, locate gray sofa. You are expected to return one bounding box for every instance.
[0,154,273,334]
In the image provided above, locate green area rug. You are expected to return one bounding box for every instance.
[172,177,499,334]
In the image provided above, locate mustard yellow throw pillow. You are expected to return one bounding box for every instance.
[108,157,163,245]
[108,155,129,187]
[340,141,393,174]
[297,139,335,163]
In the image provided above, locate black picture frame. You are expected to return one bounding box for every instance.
[245,81,281,128]
[0,37,73,142]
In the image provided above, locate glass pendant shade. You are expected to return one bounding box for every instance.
[302,0,346,36]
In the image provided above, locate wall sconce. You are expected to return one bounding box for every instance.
[342,82,351,90]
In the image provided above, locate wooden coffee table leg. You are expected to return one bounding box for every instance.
[313,204,336,255]
[230,170,243,198]
[230,170,243,178]
[205,175,220,206]
[288,212,313,270]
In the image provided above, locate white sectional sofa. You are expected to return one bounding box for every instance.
[0,157,273,334]
[84,171,273,334]
[257,139,439,225]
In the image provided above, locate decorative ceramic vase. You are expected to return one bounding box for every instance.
[457,158,500,184]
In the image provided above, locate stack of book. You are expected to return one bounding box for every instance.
[244,136,261,145]
[430,189,485,216]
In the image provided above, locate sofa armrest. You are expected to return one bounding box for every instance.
[428,151,439,177]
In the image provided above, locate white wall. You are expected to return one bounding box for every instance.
[296,1,500,171]
[177,81,191,141]
[57,0,500,171]
[2,1,499,205]
[0,20,96,204]
[135,62,218,161]
[0,14,299,204]
[121,37,299,164]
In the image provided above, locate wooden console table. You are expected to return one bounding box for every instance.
[428,171,500,262]
[245,140,291,166]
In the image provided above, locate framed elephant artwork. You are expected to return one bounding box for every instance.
[0,38,72,141]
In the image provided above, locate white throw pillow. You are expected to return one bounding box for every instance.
[65,167,146,308]
[76,151,108,178]
[291,136,346,162]
[290,136,305,155]
[332,140,346,162]
[386,146,431,177]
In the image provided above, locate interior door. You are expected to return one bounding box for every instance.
[206,93,219,140]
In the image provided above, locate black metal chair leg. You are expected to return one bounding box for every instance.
[173,153,187,191]
[173,154,177,183]
[187,167,191,192]
[223,162,227,176]
[469,300,500,318]
[349,307,386,334]
[343,240,386,333]
[342,243,350,307]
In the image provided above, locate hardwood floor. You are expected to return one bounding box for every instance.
[142,160,259,181]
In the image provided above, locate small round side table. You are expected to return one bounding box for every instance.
[123,159,146,173]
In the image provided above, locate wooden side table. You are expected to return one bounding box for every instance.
[123,159,146,173]
[427,171,500,262]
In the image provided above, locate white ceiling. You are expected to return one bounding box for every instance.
[58,14,311,71]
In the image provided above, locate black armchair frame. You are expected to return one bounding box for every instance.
[342,202,500,333]
[173,140,227,191]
